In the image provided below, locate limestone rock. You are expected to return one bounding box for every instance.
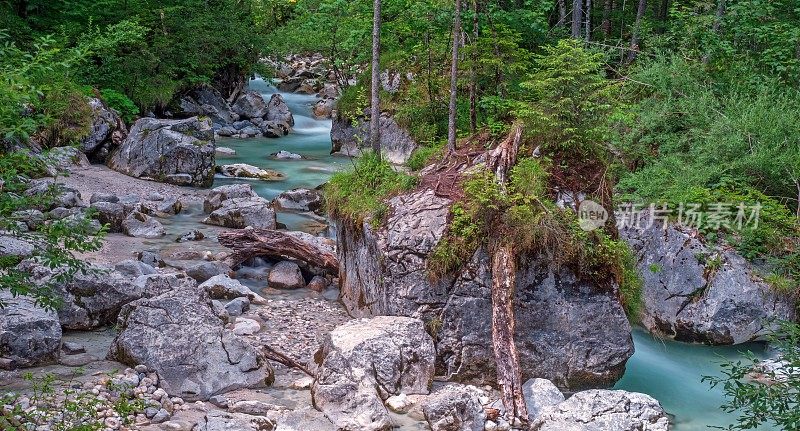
[232,91,269,120]
[267,261,305,289]
[108,117,215,187]
[121,211,166,238]
[202,197,277,229]
[422,384,486,431]
[204,184,259,213]
[265,94,294,127]
[330,112,417,165]
[109,286,273,401]
[523,378,565,422]
[530,390,670,431]
[273,188,324,214]
[217,163,285,181]
[0,291,61,367]
[80,97,127,162]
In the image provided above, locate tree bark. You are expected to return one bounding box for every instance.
[601,0,613,37]
[218,229,339,274]
[370,0,382,158]
[571,0,583,38]
[712,0,725,33]
[584,0,592,41]
[448,0,462,153]
[488,13,504,97]
[490,244,528,421]
[469,0,479,133]
[557,0,568,28]
[625,0,647,64]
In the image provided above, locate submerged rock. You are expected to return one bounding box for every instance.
[330,112,417,165]
[216,163,285,181]
[622,220,796,344]
[271,150,304,160]
[312,316,435,430]
[0,291,61,367]
[530,389,669,431]
[107,117,216,187]
[109,286,273,401]
[337,188,633,391]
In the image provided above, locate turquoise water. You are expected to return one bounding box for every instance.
[618,329,775,430]
[224,79,773,431]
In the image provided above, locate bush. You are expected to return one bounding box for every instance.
[324,152,417,228]
[100,89,139,123]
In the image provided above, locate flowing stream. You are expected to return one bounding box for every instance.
[215,80,773,431]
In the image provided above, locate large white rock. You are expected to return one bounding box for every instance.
[530,390,670,431]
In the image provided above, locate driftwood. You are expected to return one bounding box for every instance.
[218,228,338,274]
[261,345,314,377]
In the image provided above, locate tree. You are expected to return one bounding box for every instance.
[704,321,800,430]
[626,0,647,63]
[447,0,462,153]
[469,0,479,133]
[370,0,382,158]
[571,0,582,38]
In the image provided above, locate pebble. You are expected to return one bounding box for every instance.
[385,394,413,413]
[233,317,261,336]
[151,408,171,423]
[135,364,149,373]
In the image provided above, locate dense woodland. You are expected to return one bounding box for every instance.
[1,0,800,429]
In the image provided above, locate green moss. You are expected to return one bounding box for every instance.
[324,152,417,228]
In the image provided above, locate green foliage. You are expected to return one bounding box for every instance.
[324,152,417,228]
[0,150,106,309]
[99,89,139,124]
[407,140,445,171]
[704,321,800,430]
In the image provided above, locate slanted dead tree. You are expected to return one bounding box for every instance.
[485,123,529,421]
[218,228,338,274]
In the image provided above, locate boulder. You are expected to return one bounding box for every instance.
[204,184,259,213]
[421,384,486,431]
[216,164,285,181]
[523,378,565,422]
[199,274,266,304]
[121,211,166,238]
[176,229,205,243]
[45,146,90,171]
[265,94,294,127]
[0,291,61,367]
[202,197,277,229]
[0,236,34,259]
[267,261,305,289]
[312,316,435,430]
[312,98,335,119]
[107,117,215,187]
[330,112,417,165]
[261,121,290,138]
[114,259,157,278]
[231,91,269,120]
[621,220,796,344]
[185,261,232,283]
[271,150,303,160]
[273,188,324,214]
[91,201,126,232]
[530,390,670,431]
[216,147,237,156]
[19,261,144,330]
[80,97,128,162]
[109,286,273,401]
[274,408,337,431]
[337,189,634,391]
[25,180,84,209]
[178,87,236,129]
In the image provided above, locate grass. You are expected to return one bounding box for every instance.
[324,152,417,228]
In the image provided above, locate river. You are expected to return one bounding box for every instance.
[215,79,774,430]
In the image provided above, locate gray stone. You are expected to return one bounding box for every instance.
[622,220,796,344]
[90,201,126,232]
[178,87,236,128]
[271,150,303,160]
[122,211,166,238]
[204,184,259,213]
[260,120,290,138]
[0,291,61,367]
[152,408,171,423]
[273,188,324,214]
[274,408,336,431]
[330,112,417,165]
[422,384,486,431]
[176,229,205,243]
[216,164,285,181]
[114,259,157,278]
[523,378,565,422]
[109,286,273,401]
[198,410,274,431]
[11,209,44,231]
[216,147,237,156]
[199,274,265,304]
[232,92,268,120]
[307,275,328,293]
[186,261,232,283]
[265,94,294,127]
[268,261,305,289]
[0,236,34,259]
[202,197,276,229]
[530,390,670,431]
[90,192,119,204]
[108,117,215,187]
[232,120,256,130]
[337,189,633,391]
[312,98,335,119]
[228,400,285,416]
[62,342,86,355]
[209,395,229,408]
[312,316,435,430]
[225,297,250,317]
[80,98,127,162]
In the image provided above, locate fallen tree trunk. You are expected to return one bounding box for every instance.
[218,229,338,274]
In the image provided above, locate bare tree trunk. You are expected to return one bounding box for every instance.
[712,0,725,33]
[486,124,527,421]
[488,13,504,97]
[601,0,613,37]
[218,229,339,274]
[571,0,583,38]
[557,0,568,27]
[469,0,479,133]
[447,0,462,153]
[625,0,646,64]
[584,0,592,41]
[491,244,528,421]
[370,0,382,158]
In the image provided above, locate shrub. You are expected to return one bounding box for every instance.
[100,89,139,123]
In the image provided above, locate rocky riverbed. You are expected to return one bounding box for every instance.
[0,56,789,431]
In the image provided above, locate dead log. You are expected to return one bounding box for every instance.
[261,345,314,377]
[218,229,338,274]
[487,123,522,184]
